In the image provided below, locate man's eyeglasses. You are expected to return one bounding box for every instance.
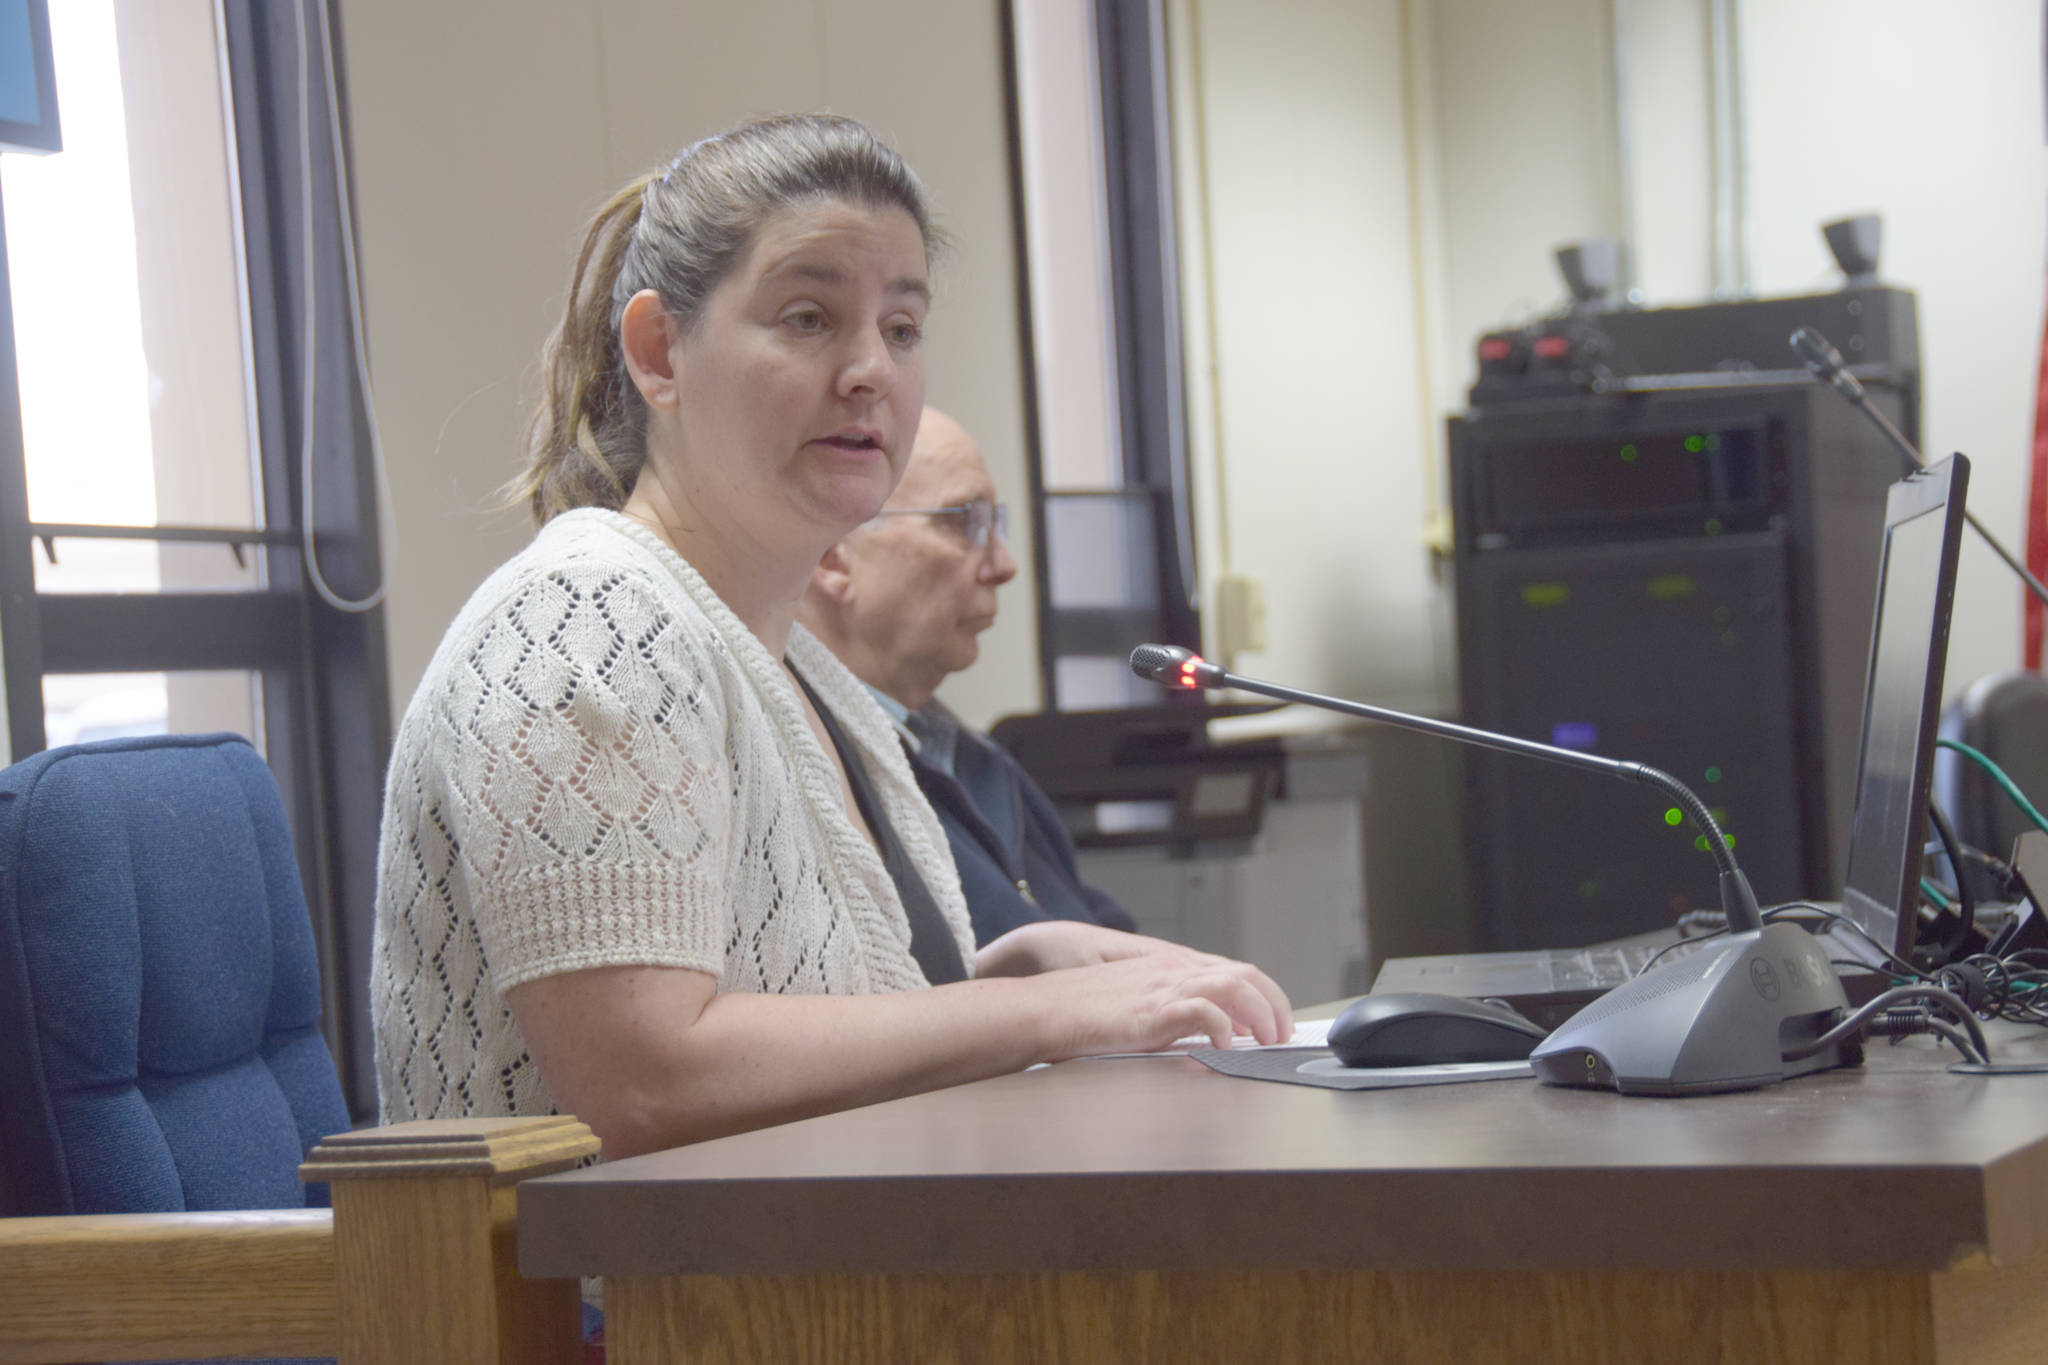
[868,498,1010,549]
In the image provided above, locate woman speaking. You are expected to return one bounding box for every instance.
[370,114,1289,1158]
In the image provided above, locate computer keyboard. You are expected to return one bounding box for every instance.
[1550,940,1701,991]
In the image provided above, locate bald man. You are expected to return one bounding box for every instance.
[802,408,1137,945]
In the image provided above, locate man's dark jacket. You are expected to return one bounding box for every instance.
[901,715,1138,945]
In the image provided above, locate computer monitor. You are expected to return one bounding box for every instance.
[0,0,58,156]
[1837,453,1970,960]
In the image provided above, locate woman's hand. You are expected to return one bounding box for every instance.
[973,920,1201,976]
[1020,952,1295,1059]
[975,923,1292,1056]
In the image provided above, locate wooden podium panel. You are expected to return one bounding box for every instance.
[521,1030,2048,1364]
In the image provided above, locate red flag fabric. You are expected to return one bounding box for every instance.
[2030,278,2048,668]
[2033,6,2048,669]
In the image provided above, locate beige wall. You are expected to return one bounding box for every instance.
[1174,0,1449,716]
[1174,0,2045,717]
[337,0,1039,730]
[336,0,2045,736]
[1738,0,2046,706]
[1427,0,1621,420]
[1174,0,1621,718]
[1616,0,1715,305]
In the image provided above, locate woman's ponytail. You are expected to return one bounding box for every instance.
[510,174,656,524]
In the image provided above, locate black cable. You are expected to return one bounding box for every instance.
[1955,841,2014,883]
[1944,946,2048,1068]
[1996,969,2048,1024]
[1959,953,2006,1009]
[1634,926,1729,976]
[1767,901,1933,981]
[1910,1017,1987,1065]
[1630,904,2048,1048]
[1682,904,2048,1069]
[2002,963,2048,1022]
[1674,908,1726,937]
[1924,799,1974,959]
[1781,984,1987,1063]
[1999,969,2048,1024]
[1950,952,2048,1024]
[1630,901,1821,978]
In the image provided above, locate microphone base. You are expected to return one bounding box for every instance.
[1529,924,1862,1095]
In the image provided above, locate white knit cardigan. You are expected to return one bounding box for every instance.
[370,509,974,1123]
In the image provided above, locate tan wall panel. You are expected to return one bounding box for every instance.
[1739,0,2046,707]
[1427,0,1619,369]
[590,0,828,174]
[338,1,615,716]
[1180,0,1443,712]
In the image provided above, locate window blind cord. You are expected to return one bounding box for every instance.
[295,0,395,614]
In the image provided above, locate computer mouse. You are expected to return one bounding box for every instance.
[1326,992,1549,1068]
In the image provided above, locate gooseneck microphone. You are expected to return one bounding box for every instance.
[1131,643,1865,1095]
[1791,326,2048,609]
[1130,643,1763,934]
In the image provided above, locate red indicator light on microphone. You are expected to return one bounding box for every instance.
[1179,658,1205,688]
[1532,335,1571,359]
[1477,337,1514,361]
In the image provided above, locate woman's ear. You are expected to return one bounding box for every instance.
[811,540,858,605]
[619,289,679,410]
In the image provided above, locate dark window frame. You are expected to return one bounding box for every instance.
[0,0,391,1120]
[1003,0,1201,710]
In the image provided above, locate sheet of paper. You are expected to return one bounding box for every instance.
[1084,1018,1332,1060]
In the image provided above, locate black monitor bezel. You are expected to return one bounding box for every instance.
[1837,452,1971,959]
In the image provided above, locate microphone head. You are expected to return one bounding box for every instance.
[1130,642,1196,682]
[1129,643,1222,689]
[1790,326,1865,401]
[1789,326,1843,376]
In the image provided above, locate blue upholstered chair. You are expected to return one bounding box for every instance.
[0,731,597,1365]
[0,731,350,1221]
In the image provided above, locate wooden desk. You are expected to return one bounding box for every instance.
[519,1032,2048,1364]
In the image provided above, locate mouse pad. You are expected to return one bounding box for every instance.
[1190,1048,1535,1090]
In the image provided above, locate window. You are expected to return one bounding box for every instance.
[1007,0,1199,709]
[0,0,390,1118]
[3,0,265,746]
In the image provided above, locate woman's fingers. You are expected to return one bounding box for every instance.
[1040,955,1298,1059]
[1158,995,1236,1052]
[1166,959,1292,1045]
[1202,964,1288,1045]
[1238,964,1294,1041]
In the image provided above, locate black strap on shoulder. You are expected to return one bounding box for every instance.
[789,668,968,985]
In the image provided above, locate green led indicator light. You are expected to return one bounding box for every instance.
[1704,517,1724,535]
[1685,434,1705,454]
[1705,766,1723,783]
[1648,574,1697,601]
[1724,833,1736,849]
[1694,834,1710,852]
[1664,808,1684,827]
[1620,443,1639,462]
[1521,582,1570,608]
